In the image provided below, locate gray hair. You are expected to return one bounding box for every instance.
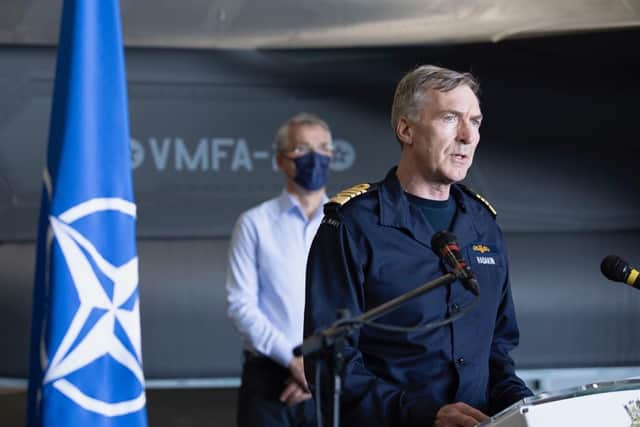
[391,65,480,146]
[275,112,332,153]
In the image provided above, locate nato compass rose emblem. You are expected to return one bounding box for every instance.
[42,198,146,417]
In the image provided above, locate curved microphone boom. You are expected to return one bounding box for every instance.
[600,255,640,290]
[431,231,480,296]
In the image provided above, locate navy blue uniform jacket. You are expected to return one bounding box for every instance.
[304,168,532,426]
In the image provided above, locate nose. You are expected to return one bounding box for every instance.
[456,119,476,145]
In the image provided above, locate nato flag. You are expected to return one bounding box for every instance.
[26,1,148,426]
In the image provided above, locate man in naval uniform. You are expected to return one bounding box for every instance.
[304,66,532,427]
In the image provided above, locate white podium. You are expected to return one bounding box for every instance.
[478,379,640,427]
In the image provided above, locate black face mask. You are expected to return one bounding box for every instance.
[291,151,331,191]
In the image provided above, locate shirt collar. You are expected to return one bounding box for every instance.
[277,189,328,221]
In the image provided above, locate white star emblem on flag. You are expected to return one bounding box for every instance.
[42,198,146,417]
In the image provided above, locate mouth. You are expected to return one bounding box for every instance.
[450,153,468,161]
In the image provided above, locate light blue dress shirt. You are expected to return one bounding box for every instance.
[226,190,327,367]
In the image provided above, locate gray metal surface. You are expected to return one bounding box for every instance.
[0,31,639,379]
[0,0,639,48]
[1,33,639,242]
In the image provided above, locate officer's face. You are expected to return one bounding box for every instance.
[404,85,482,185]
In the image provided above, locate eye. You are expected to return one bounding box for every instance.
[292,144,311,155]
[442,113,458,123]
[320,143,335,154]
[471,118,482,128]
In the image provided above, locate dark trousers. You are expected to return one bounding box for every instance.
[237,353,316,427]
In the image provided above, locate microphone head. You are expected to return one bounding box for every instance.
[600,255,630,282]
[431,231,456,250]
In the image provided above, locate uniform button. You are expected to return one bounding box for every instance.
[452,303,460,313]
[457,357,465,366]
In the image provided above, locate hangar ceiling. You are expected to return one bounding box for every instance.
[0,0,639,48]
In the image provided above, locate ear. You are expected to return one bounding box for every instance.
[275,152,287,171]
[276,152,296,177]
[396,117,413,146]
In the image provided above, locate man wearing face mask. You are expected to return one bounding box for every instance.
[226,113,333,427]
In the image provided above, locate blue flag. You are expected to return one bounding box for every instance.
[27,1,148,426]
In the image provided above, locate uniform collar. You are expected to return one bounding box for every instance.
[378,167,412,230]
[450,185,480,249]
[377,167,479,248]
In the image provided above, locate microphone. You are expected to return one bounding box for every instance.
[431,231,480,296]
[600,255,640,290]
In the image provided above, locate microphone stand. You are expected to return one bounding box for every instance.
[294,271,459,427]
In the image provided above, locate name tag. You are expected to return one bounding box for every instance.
[475,256,496,265]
